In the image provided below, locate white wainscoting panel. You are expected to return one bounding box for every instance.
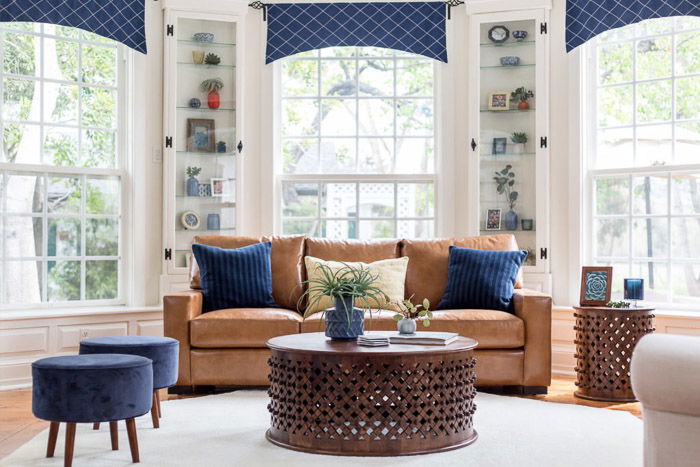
[0,308,163,390]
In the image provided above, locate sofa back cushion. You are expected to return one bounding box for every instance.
[189,235,305,310]
[401,234,523,306]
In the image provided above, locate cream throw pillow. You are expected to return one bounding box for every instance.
[304,256,409,315]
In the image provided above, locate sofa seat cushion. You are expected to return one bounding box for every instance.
[190,308,302,348]
[300,309,524,349]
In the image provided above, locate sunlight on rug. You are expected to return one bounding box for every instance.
[1,391,642,467]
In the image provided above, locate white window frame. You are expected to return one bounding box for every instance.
[0,23,129,309]
[585,18,700,311]
[273,48,439,238]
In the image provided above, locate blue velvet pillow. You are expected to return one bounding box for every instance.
[437,246,528,312]
[192,242,276,312]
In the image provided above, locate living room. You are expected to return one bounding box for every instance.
[1,0,699,465]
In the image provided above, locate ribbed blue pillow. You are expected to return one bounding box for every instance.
[192,242,277,312]
[437,246,528,312]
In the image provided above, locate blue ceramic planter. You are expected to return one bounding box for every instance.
[186,177,199,197]
[505,210,518,231]
[325,296,364,340]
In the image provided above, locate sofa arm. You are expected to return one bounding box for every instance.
[164,290,203,386]
[512,288,552,386]
[632,334,700,417]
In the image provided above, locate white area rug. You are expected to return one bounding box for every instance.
[2,391,642,467]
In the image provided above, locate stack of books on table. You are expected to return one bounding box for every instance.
[357,332,459,346]
[357,335,390,347]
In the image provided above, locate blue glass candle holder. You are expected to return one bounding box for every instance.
[624,278,644,307]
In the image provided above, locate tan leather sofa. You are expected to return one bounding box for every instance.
[164,234,552,394]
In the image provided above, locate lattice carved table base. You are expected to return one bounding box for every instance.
[266,337,478,456]
[574,307,655,402]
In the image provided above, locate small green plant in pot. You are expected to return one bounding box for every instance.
[392,296,432,335]
[510,132,528,154]
[298,263,389,340]
[494,164,519,230]
[511,86,534,109]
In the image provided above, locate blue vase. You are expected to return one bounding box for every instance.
[505,210,518,230]
[325,296,364,340]
[186,177,199,197]
[207,213,220,231]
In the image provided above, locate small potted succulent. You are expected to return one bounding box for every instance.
[511,86,534,110]
[217,141,227,153]
[185,166,202,196]
[392,297,432,335]
[510,132,528,154]
[204,53,221,65]
[494,164,519,230]
[297,263,389,340]
[200,78,224,109]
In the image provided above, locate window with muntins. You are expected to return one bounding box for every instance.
[278,47,436,239]
[0,23,124,306]
[588,16,700,308]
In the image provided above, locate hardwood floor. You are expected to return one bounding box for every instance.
[0,377,642,460]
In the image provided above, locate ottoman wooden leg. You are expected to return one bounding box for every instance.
[93,422,100,430]
[46,422,59,457]
[150,392,160,429]
[155,391,162,418]
[109,421,119,450]
[125,418,140,463]
[64,423,76,467]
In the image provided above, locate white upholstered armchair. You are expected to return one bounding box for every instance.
[631,333,700,467]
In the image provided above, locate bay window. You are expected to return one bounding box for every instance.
[277,47,436,239]
[588,16,700,307]
[0,23,124,306]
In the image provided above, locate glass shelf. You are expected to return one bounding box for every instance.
[480,108,535,113]
[175,195,236,201]
[176,106,236,112]
[175,227,236,233]
[480,40,535,48]
[481,152,535,156]
[176,151,236,156]
[480,229,536,233]
[177,39,236,47]
[480,64,536,69]
[177,62,236,69]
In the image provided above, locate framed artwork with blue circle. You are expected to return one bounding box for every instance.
[579,266,613,306]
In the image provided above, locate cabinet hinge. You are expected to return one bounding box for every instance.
[540,136,548,149]
[540,22,548,34]
[237,140,243,154]
[165,136,173,148]
[164,248,172,261]
[166,24,174,37]
[470,138,477,152]
[540,247,548,260]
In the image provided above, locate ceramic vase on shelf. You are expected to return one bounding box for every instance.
[186,177,199,197]
[192,50,204,64]
[208,91,220,109]
[207,213,220,231]
[518,100,529,110]
[505,209,518,230]
[397,318,417,335]
[512,143,524,154]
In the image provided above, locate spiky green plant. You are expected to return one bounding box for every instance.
[204,53,221,65]
[199,78,224,93]
[297,262,389,324]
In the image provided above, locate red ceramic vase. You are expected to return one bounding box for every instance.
[208,91,220,109]
[518,99,529,110]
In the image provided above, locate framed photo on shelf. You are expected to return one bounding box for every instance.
[579,266,613,306]
[487,92,510,110]
[210,178,229,197]
[186,118,216,153]
[485,209,501,230]
[492,137,507,155]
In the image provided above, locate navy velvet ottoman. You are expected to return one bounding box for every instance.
[32,354,152,466]
[79,336,179,429]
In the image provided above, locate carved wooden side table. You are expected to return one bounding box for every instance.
[573,306,655,402]
[266,332,479,456]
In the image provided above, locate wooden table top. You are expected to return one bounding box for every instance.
[267,332,478,356]
[573,306,654,312]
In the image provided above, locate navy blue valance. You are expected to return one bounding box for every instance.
[265,2,447,63]
[567,0,700,52]
[0,0,147,53]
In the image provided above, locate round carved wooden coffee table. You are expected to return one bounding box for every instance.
[266,333,479,456]
[573,306,655,402]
